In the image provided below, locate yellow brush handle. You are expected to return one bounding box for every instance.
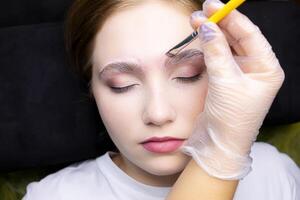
[207,0,246,23]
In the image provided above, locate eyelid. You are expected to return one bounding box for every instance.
[175,73,202,83]
[109,73,203,94]
[107,67,201,87]
[173,64,204,77]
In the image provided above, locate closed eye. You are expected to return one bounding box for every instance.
[110,73,202,93]
[174,73,202,83]
[110,85,137,93]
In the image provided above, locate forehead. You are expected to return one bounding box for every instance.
[92,1,201,71]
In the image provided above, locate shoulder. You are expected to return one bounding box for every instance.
[250,142,300,177]
[235,142,300,200]
[22,154,107,200]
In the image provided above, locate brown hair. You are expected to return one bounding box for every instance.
[64,0,203,95]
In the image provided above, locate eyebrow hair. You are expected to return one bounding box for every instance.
[98,48,203,78]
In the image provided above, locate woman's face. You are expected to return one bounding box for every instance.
[91,1,208,186]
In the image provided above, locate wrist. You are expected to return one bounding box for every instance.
[181,131,253,180]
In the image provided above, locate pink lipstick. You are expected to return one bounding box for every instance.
[140,137,185,153]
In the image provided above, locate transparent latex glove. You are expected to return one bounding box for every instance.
[180,0,285,180]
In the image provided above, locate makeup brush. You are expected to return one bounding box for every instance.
[165,0,246,57]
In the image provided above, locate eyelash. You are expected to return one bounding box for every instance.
[110,74,202,93]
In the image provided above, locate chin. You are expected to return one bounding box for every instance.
[146,166,184,176]
[141,153,191,176]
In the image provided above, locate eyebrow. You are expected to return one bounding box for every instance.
[98,48,203,78]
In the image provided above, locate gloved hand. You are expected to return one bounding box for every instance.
[180,0,285,180]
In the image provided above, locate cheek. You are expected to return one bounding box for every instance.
[93,86,139,142]
[173,75,208,117]
[172,76,208,140]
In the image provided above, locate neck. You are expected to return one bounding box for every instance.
[111,152,181,187]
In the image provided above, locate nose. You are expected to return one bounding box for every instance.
[142,88,176,127]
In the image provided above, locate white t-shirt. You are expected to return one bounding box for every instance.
[22,142,300,200]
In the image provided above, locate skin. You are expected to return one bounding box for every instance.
[91,0,208,187]
[90,1,238,199]
[166,159,238,200]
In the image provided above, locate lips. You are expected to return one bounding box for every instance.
[140,136,184,144]
[141,137,185,153]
